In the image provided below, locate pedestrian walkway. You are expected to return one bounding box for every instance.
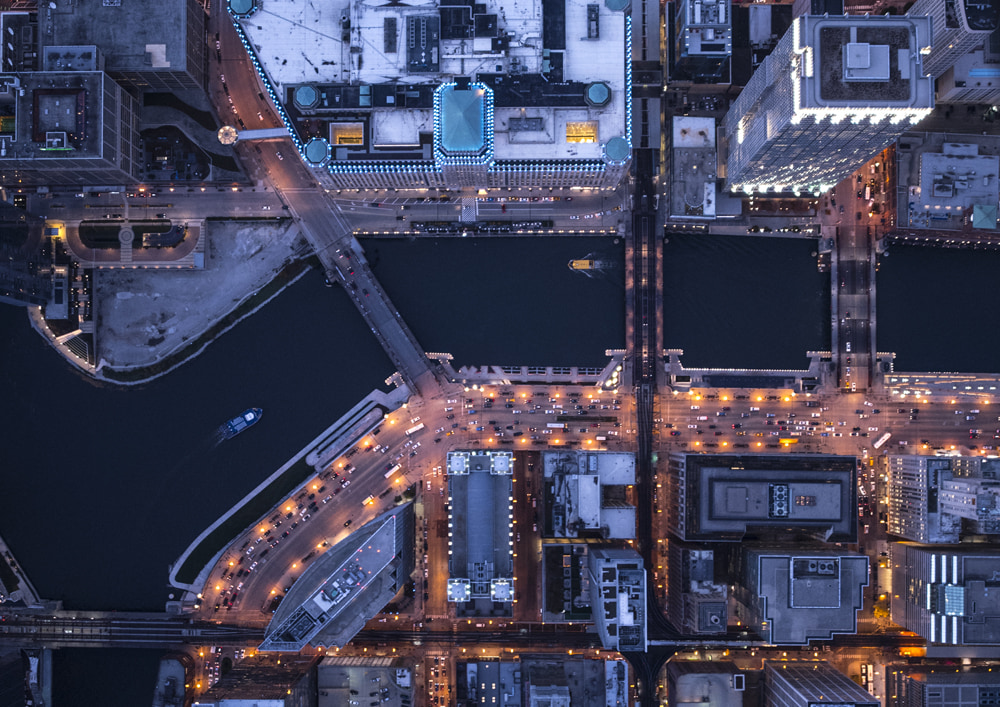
[460,197,478,222]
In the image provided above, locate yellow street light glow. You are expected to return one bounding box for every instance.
[292,563,298,569]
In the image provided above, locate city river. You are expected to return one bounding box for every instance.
[0,235,990,704]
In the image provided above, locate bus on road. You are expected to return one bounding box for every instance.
[384,463,402,479]
[405,423,425,436]
[873,432,891,449]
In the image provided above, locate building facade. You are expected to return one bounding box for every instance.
[233,0,632,190]
[906,0,999,78]
[889,542,1000,646]
[722,14,934,195]
[887,454,1000,542]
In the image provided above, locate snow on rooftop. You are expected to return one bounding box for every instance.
[240,0,627,162]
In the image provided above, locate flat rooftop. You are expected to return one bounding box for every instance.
[260,504,412,651]
[670,454,858,543]
[796,15,934,109]
[544,451,636,539]
[897,132,1000,230]
[0,72,104,161]
[240,0,628,162]
[47,0,191,72]
[447,451,513,608]
[671,116,717,219]
[749,551,868,645]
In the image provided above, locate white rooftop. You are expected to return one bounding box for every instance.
[239,0,627,162]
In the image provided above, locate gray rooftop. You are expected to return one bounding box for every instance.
[47,0,192,73]
[746,550,868,645]
[0,72,104,160]
[260,504,413,651]
[670,453,857,543]
[447,451,513,609]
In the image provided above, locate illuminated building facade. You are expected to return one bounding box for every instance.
[906,0,999,78]
[722,15,933,195]
[889,542,1000,646]
[229,0,632,190]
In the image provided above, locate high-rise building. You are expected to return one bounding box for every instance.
[0,71,141,187]
[935,49,1000,104]
[889,667,1000,707]
[887,455,1000,542]
[669,0,733,83]
[889,542,1000,646]
[258,503,414,651]
[906,0,999,78]
[666,453,859,543]
[587,547,647,652]
[232,0,632,190]
[722,14,934,195]
[734,547,868,645]
[666,540,728,634]
[764,661,879,707]
[47,0,206,91]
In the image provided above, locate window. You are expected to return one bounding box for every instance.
[566,121,598,143]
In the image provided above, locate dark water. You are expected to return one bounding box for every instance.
[52,649,163,707]
[878,245,1000,372]
[662,234,831,369]
[363,237,625,368]
[0,269,393,613]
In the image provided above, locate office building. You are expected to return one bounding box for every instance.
[765,661,879,707]
[258,503,414,651]
[669,0,733,83]
[894,135,1000,232]
[666,540,728,634]
[542,451,636,539]
[446,451,514,616]
[887,454,1000,542]
[0,71,141,187]
[47,0,206,90]
[906,0,998,78]
[734,548,868,645]
[193,654,318,707]
[889,542,1000,646]
[587,547,647,652]
[667,661,753,707]
[666,453,858,543]
[233,0,632,190]
[889,667,1000,707]
[723,14,933,195]
[936,49,1000,104]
